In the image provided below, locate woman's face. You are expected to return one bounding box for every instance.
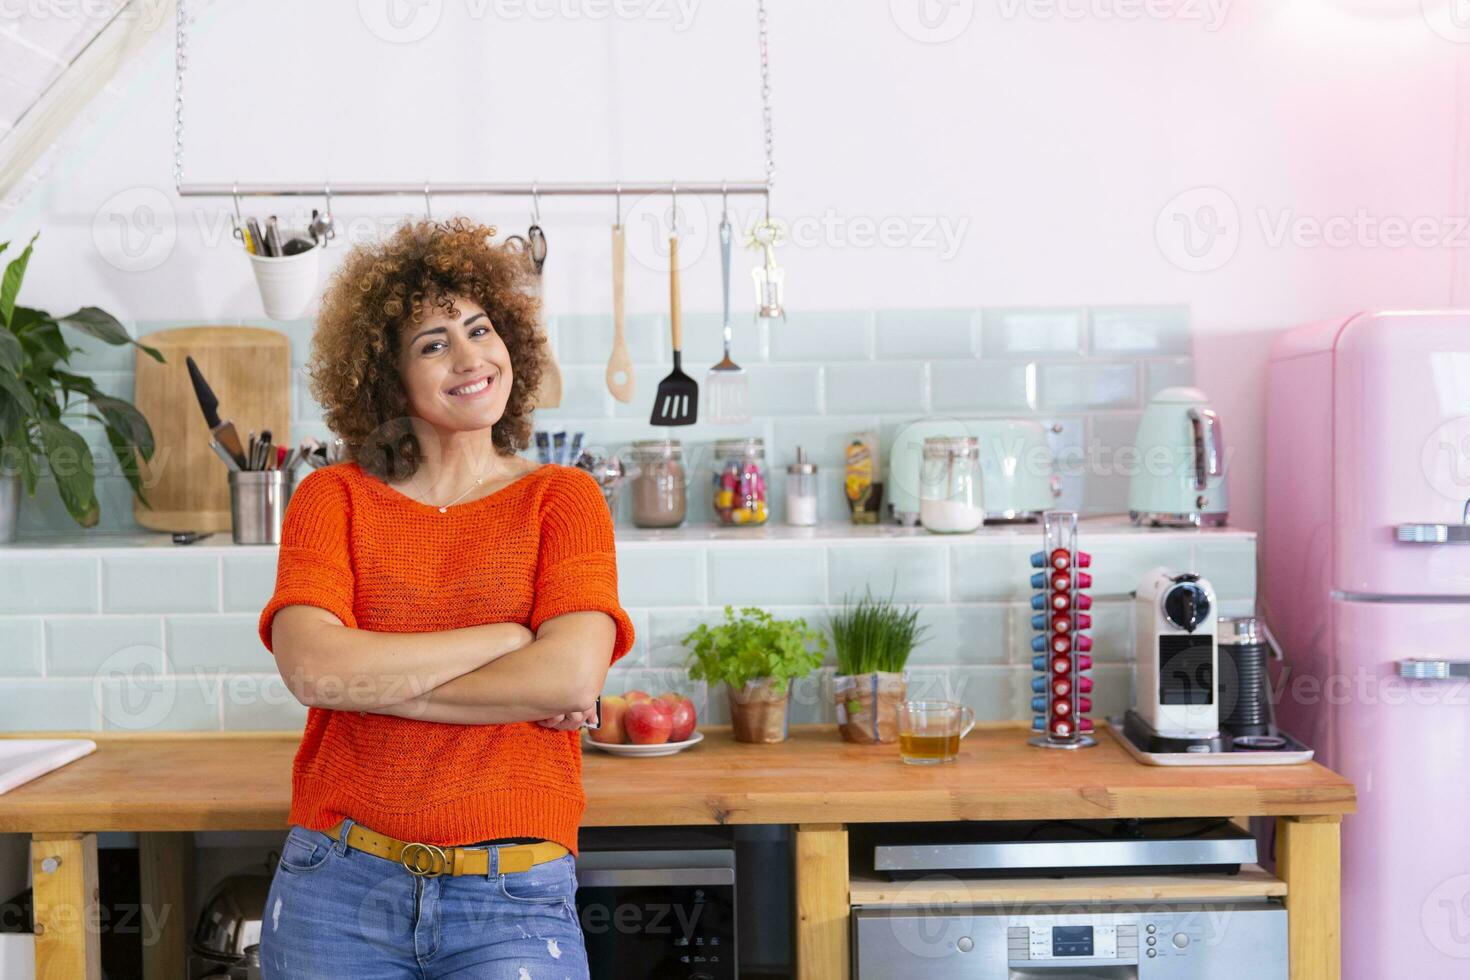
[396,294,514,434]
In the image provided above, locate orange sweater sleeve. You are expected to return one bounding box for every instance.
[530,468,635,665]
[257,467,357,653]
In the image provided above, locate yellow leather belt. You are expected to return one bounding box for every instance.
[325,819,568,877]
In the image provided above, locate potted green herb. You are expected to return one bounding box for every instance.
[683,605,826,743]
[829,590,927,744]
[0,234,163,539]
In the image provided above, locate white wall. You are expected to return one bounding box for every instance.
[4,0,1468,529]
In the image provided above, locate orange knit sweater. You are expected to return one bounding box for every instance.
[257,461,634,856]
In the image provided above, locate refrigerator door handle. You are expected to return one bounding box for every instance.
[1395,523,1470,544]
[1398,659,1470,680]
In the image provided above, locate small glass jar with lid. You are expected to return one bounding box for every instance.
[629,439,686,528]
[785,447,819,526]
[919,435,984,534]
[712,437,768,526]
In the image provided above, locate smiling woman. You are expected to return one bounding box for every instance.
[253,217,633,980]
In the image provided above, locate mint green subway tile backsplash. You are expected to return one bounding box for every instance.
[875,309,978,358]
[0,620,43,676]
[101,556,220,614]
[0,524,1253,732]
[1088,306,1191,356]
[45,617,163,676]
[980,308,1086,357]
[0,558,98,614]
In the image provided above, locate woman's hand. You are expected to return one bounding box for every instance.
[535,700,598,731]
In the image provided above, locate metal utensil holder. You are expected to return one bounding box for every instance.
[1029,510,1097,749]
[229,470,294,545]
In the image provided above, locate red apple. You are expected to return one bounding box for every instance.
[589,695,629,745]
[658,692,698,742]
[624,689,652,703]
[626,700,674,744]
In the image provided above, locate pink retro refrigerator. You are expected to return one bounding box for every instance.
[1264,311,1470,978]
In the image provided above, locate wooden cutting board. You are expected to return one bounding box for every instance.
[132,326,291,532]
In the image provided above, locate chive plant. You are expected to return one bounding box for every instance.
[829,589,927,676]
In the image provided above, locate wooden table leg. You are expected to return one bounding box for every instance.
[1277,815,1341,980]
[794,823,849,980]
[31,832,101,980]
[139,832,193,980]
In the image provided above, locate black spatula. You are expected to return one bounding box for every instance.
[649,233,698,426]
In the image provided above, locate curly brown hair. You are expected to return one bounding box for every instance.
[307,216,545,481]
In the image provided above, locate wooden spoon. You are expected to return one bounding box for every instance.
[606,223,635,403]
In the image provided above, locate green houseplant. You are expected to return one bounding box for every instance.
[0,234,163,536]
[683,605,826,743]
[829,590,927,744]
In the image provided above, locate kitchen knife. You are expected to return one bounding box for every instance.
[186,356,248,467]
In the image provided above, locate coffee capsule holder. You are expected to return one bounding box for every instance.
[1028,510,1097,749]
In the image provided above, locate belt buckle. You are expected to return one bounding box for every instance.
[400,841,449,877]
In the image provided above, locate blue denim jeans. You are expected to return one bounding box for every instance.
[260,818,590,979]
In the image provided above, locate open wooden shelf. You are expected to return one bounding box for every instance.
[849,863,1286,908]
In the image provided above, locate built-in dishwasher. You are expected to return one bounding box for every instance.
[850,819,1289,980]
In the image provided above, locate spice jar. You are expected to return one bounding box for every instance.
[630,439,686,528]
[785,447,818,526]
[712,437,768,525]
[919,436,984,534]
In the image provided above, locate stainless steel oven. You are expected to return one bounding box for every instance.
[574,848,736,980]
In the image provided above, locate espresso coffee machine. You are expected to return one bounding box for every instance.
[1130,568,1219,745]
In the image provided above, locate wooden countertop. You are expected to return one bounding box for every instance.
[0,724,1355,833]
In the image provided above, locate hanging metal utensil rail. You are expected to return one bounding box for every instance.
[175,181,769,200]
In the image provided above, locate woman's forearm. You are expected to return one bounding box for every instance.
[270,605,533,710]
[376,612,614,725]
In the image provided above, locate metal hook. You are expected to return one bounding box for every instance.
[424,181,433,221]
[670,181,678,236]
[230,181,243,241]
[614,182,622,227]
[721,180,729,219]
[531,182,541,224]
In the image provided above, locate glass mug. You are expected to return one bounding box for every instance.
[896,700,976,764]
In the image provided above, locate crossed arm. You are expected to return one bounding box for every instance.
[269,605,614,729]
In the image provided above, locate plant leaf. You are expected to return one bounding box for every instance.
[36,418,98,527]
[0,330,20,375]
[90,392,155,460]
[0,233,37,330]
[0,368,35,417]
[57,307,164,363]
[104,423,147,504]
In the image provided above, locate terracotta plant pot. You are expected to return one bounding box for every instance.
[832,671,907,744]
[728,678,792,743]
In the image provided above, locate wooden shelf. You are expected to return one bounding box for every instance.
[849,863,1287,907]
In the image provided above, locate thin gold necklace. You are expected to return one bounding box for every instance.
[417,471,485,513]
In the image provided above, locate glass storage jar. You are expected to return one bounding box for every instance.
[919,435,984,534]
[712,437,768,526]
[785,447,819,526]
[629,439,686,528]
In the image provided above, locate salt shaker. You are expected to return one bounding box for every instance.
[785,447,819,526]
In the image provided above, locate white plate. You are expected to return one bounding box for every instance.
[582,731,704,757]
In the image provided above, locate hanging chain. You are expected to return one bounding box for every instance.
[757,0,774,215]
[172,0,188,193]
